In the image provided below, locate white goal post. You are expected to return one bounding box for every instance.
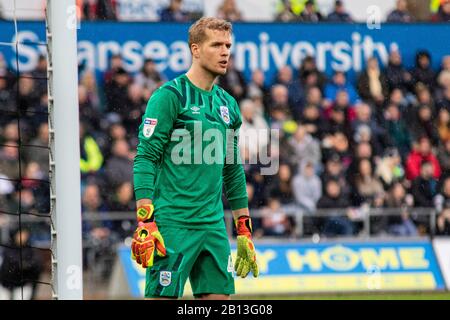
[46,0,83,300]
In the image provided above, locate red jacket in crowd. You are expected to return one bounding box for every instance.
[405,150,442,180]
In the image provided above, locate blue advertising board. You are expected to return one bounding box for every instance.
[1,22,449,84]
[118,240,445,297]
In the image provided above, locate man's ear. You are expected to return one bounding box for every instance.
[191,43,200,59]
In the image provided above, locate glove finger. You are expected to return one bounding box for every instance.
[131,242,137,261]
[141,252,147,268]
[251,260,259,277]
[240,261,250,278]
[234,256,242,272]
[155,241,166,257]
[236,259,245,277]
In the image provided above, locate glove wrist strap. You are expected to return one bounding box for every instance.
[136,204,155,223]
[235,215,253,239]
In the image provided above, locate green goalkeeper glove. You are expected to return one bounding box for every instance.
[131,204,166,268]
[234,215,259,278]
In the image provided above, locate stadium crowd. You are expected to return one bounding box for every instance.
[69,0,450,23]
[1,45,450,244]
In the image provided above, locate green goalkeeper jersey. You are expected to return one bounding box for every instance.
[133,74,248,230]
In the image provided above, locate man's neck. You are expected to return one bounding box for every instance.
[186,65,217,92]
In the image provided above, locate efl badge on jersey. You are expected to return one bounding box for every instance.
[143,118,157,138]
[159,271,172,287]
[220,106,230,125]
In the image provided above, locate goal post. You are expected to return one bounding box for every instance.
[46,0,83,300]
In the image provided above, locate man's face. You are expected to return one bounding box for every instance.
[421,163,433,179]
[194,29,232,77]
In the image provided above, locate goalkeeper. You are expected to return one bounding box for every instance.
[131,17,259,300]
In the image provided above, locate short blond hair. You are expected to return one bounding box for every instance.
[188,17,232,50]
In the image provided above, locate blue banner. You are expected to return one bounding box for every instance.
[117,240,445,297]
[1,22,450,84]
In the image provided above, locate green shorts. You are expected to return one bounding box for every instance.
[145,226,235,298]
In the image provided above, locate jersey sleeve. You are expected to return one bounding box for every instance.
[133,88,179,200]
[222,98,248,210]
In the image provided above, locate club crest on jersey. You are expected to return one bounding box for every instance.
[143,118,157,138]
[159,271,172,287]
[220,106,230,124]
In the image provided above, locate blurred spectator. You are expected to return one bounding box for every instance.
[385,49,413,94]
[0,228,43,300]
[435,176,450,212]
[353,158,385,206]
[261,197,293,237]
[1,122,19,143]
[104,138,133,189]
[107,182,135,237]
[375,148,405,189]
[123,84,146,135]
[325,71,359,106]
[275,0,302,22]
[435,177,450,235]
[239,99,269,161]
[96,0,117,20]
[30,55,47,99]
[216,0,242,22]
[300,104,326,139]
[0,77,15,119]
[81,182,118,279]
[325,90,356,121]
[405,136,441,180]
[384,103,411,158]
[437,208,450,235]
[437,55,450,91]
[247,69,270,114]
[384,183,417,236]
[104,67,130,114]
[357,57,389,107]
[274,66,294,88]
[317,179,355,236]
[300,0,323,22]
[323,106,351,137]
[298,56,327,91]
[0,53,15,89]
[78,0,117,20]
[327,0,353,22]
[352,102,387,152]
[287,125,321,169]
[321,153,350,197]
[0,142,19,180]
[436,86,450,112]
[79,84,101,131]
[387,0,415,22]
[160,0,190,22]
[270,84,293,120]
[103,54,123,86]
[218,56,247,102]
[322,131,352,168]
[80,123,104,178]
[411,161,438,207]
[22,122,49,176]
[431,0,450,22]
[410,104,440,146]
[293,160,322,212]
[411,51,436,92]
[265,163,295,204]
[437,139,450,174]
[16,74,40,114]
[134,58,166,99]
[80,69,101,111]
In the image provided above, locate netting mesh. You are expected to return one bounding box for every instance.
[0,1,52,300]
